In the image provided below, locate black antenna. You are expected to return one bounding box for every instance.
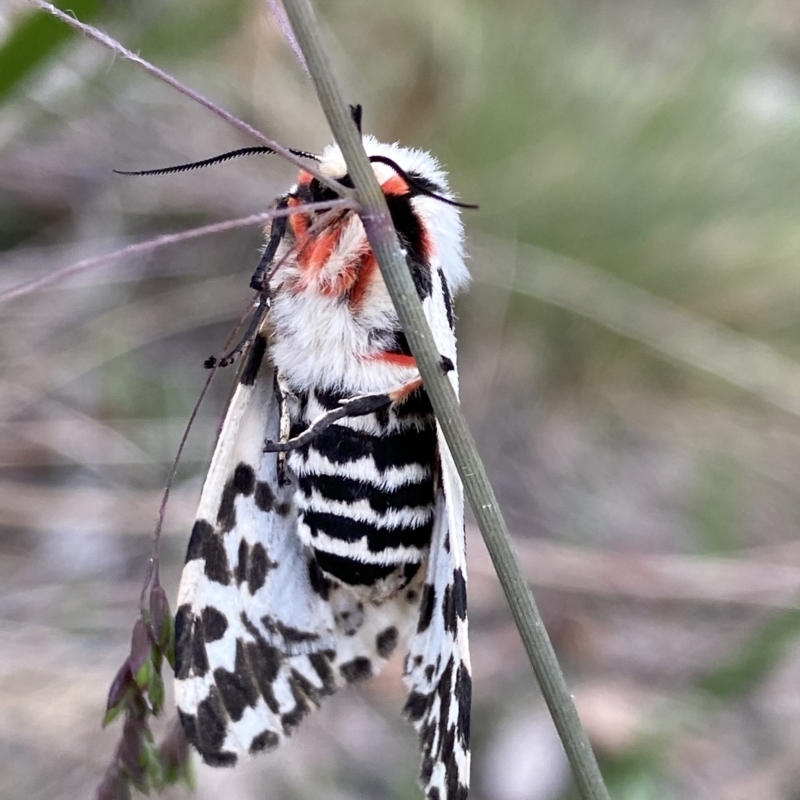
[113,145,319,176]
[368,155,478,210]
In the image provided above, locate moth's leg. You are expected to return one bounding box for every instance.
[205,294,270,370]
[250,196,289,292]
[263,378,423,453]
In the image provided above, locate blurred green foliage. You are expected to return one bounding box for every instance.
[0,0,101,103]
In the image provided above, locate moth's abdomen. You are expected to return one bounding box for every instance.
[287,387,437,592]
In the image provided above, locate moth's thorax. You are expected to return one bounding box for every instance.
[266,136,467,396]
[268,260,415,394]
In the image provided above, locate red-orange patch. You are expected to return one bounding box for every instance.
[390,376,423,401]
[347,251,378,309]
[381,174,409,196]
[287,196,308,237]
[371,352,417,369]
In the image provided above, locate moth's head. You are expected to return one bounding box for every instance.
[305,135,469,295]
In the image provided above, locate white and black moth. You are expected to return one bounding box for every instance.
[174,134,472,800]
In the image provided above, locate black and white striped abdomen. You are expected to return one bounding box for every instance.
[286,387,437,592]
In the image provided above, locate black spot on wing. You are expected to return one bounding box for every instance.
[307,558,331,599]
[279,621,320,643]
[282,673,313,733]
[308,651,338,694]
[376,626,399,658]
[455,662,472,747]
[202,532,231,585]
[403,691,429,722]
[417,583,435,633]
[254,480,275,512]
[442,584,458,634]
[452,568,467,621]
[280,704,309,735]
[436,659,455,758]
[213,640,259,722]
[444,725,467,800]
[239,334,267,386]
[174,604,194,680]
[275,500,292,516]
[233,463,256,494]
[235,539,249,585]
[201,606,228,642]
[261,615,320,644]
[191,613,209,677]
[177,709,197,745]
[289,667,324,706]
[420,751,435,784]
[186,519,213,562]
[442,723,456,771]
[216,462,256,533]
[194,686,232,761]
[248,542,277,594]
[250,730,280,753]
[339,657,372,683]
[420,714,437,763]
[242,630,281,714]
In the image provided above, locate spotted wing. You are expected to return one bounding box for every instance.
[403,267,472,800]
[174,333,420,765]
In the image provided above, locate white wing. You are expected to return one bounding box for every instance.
[403,266,472,800]
[174,333,421,765]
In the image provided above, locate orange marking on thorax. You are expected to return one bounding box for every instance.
[381,174,409,196]
[370,352,417,369]
[287,196,308,237]
[293,218,354,296]
[419,226,434,262]
[302,226,340,272]
[390,376,423,400]
[347,250,378,309]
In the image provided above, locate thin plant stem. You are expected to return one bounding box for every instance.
[22,0,347,193]
[280,1,612,798]
[0,201,354,304]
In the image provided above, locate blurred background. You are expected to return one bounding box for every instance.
[3,0,800,798]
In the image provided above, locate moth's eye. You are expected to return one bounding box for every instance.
[337,174,355,190]
[308,175,353,203]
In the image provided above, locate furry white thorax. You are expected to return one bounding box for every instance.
[268,135,468,395]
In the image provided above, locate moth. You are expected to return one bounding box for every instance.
[173,129,472,800]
